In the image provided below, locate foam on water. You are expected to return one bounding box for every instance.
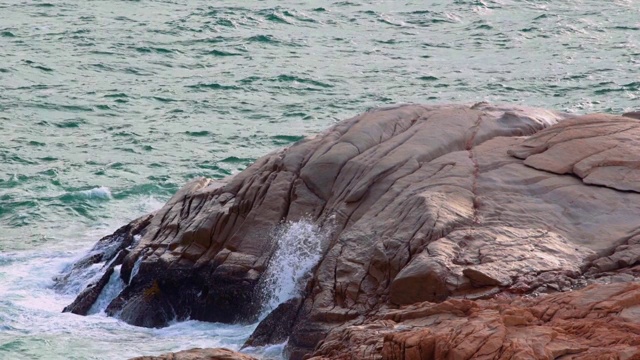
[135,196,166,215]
[244,340,289,359]
[0,256,254,359]
[0,196,265,359]
[0,193,312,359]
[55,261,104,295]
[79,186,113,200]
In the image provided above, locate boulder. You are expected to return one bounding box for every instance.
[62,103,640,359]
[242,297,302,348]
[129,348,256,360]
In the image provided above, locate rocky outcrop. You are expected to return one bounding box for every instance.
[62,103,640,359]
[309,282,640,359]
[56,214,152,313]
[129,348,256,360]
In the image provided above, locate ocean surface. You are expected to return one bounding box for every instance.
[0,0,638,358]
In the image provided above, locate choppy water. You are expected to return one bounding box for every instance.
[0,0,638,358]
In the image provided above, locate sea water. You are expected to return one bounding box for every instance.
[1,0,639,358]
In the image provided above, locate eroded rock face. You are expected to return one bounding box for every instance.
[63,103,640,359]
[308,282,640,359]
[509,114,640,192]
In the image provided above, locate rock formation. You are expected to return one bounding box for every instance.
[59,103,640,359]
[309,282,640,359]
[130,348,256,360]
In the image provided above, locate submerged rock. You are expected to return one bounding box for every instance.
[62,103,640,359]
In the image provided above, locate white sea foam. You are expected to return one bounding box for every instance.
[0,185,297,358]
[258,219,328,316]
[0,245,262,359]
[57,262,104,295]
[131,234,142,247]
[80,186,113,199]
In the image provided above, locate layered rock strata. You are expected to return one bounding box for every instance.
[60,103,640,359]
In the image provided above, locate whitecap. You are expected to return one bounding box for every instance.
[80,186,113,199]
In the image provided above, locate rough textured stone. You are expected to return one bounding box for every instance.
[308,282,640,360]
[508,114,640,192]
[63,104,640,359]
[129,348,256,360]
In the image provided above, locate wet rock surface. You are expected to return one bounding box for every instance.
[58,214,152,315]
[63,103,640,359]
[242,297,302,349]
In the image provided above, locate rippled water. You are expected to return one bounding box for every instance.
[0,0,639,358]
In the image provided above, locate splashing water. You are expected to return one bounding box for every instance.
[88,265,125,315]
[258,220,328,315]
[80,186,113,200]
[129,255,144,285]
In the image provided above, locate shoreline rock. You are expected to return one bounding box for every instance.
[60,103,640,359]
[129,348,256,360]
[309,282,640,359]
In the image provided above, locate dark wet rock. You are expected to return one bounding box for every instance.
[243,297,302,348]
[63,265,114,315]
[59,214,152,315]
[623,111,640,120]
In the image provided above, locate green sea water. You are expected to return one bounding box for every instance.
[0,0,638,359]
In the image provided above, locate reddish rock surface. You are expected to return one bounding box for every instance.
[129,348,256,360]
[309,282,640,360]
[61,103,640,359]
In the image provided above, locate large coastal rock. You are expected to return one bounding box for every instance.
[60,103,640,359]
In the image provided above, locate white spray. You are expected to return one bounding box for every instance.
[258,219,328,316]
